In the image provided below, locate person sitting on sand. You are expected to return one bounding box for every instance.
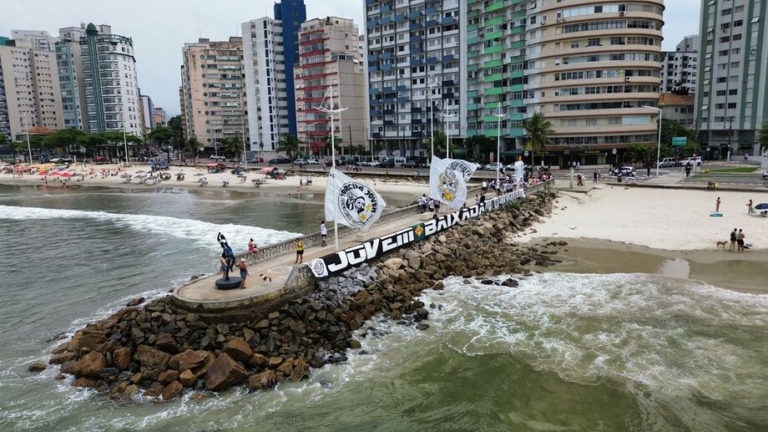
[237,259,249,289]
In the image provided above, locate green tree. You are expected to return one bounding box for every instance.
[627,143,654,165]
[277,134,300,167]
[222,137,244,160]
[0,132,7,146]
[167,115,183,134]
[523,112,554,167]
[185,138,202,159]
[42,129,86,154]
[758,122,768,149]
[77,133,106,158]
[661,118,699,158]
[427,131,447,158]
[147,126,176,148]
[464,135,495,163]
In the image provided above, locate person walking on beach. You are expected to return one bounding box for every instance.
[236,258,249,288]
[320,221,328,247]
[729,228,738,251]
[747,199,754,215]
[716,197,721,213]
[294,239,304,264]
[737,229,746,253]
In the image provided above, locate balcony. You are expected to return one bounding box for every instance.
[484,73,503,82]
[484,16,504,28]
[380,5,391,12]
[485,30,504,41]
[510,113,524,121]
[442,55,455,62]
[509,40,525,50]
[426,20,438,27]
[441,17,456,25]
[484,87,503,96]
[510,69,524,79]
[509,127,525,137]
[484,129,501,138]
[484,45,503,54]
[442,80,455,87]
[484,59,503,68]
[509,99,524,107]
[510,84,524,92]
[409,23,422,31]
[484,1,504,13]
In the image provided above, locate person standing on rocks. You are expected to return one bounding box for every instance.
[294,239,305,264]
[320,221,328,247]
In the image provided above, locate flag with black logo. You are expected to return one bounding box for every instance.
[325,168,387,232]
[429,156,467,210]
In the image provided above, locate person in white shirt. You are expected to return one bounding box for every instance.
[320,221,328,247]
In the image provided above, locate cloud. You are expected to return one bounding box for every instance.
[1,1,696,117]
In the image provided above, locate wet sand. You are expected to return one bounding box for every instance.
[530,238,768,294]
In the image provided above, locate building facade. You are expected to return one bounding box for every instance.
[660,35,698,94]
[140,94,154,135]
[79,24,142,135]
[695,0,768,155]
[153,107,167,128]
[660,93,695,128]
[0,39,64,140]
[56,25,92,130]
[295,17,367,156]
[242,0,306,156]
[10,29,58,51]
[180,37,247,153]
[363,0,664,164]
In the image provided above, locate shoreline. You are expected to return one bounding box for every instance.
[528,237,768,294]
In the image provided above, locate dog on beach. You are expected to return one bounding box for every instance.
[716,241,728,248]
[260,274,272,282]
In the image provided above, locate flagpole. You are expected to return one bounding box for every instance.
[316,84,348,251]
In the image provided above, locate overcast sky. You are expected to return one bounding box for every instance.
[2,0,700,117]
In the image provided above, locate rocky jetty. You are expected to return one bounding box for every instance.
[49,192,562,401]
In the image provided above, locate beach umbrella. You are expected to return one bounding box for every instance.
[38,172,48,176]
[60,172,73,178]
[756,203,768,210]
[49,172,60,176]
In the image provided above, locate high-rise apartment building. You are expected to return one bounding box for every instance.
[11,30,58,51]
[660,35,698,94]
[364,0,664,164]
[295,17,367,156]
[0,39,63,140]
[180,37,247,153]
[140,94,154,134]
[695,0,767,155]
[55,24,105,130]
[242,0,306,155]
[80,23,142,135]
[153,107,166,128]
[365,0,461,156]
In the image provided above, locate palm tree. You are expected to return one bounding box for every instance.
[185,138,202,161]
[523,112,554,167]
[221,137,243,160]
[277,134,300,168]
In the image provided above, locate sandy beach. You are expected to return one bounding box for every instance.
[518,186,768,251]
[0,163,429,203]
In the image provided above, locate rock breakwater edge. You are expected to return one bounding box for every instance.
[45,191,562,401]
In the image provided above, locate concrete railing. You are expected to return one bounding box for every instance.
[225,180,552,271]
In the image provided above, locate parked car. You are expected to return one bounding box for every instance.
[402,159,418,168]
[307,158,320,165]
[49,157,73,164]
[268,157,291,164]
[378,158,395,168]
[150,161,169,170]
[325,159,341,167]
[762,169,768,180]
[210,155,226,162]
[93,155,107,164]
[294,158,308,166]
[657,157,677,168]
[247,156,264,164]
[368,160,381,167]
[609,166,636,176]
[484,162,502,171]
[681,156,702,166]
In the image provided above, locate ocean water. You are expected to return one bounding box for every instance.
[1,185,767,431]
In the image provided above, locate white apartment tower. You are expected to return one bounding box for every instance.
[10,30,58,51]
[661,35,699,94]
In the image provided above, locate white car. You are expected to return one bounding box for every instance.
[484,163,502,171]
[681,157,702,166]
[368,160,380,167]
[657,158,676,168]
[307,158,320,164]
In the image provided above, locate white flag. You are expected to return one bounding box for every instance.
[429,156,467,210]
[325,168,386,232]
[513,161,525,182]
[446,159,480,182]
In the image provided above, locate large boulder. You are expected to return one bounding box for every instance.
[222,339,253,363]
[161,381,184,401]
[179,369,197,387]
[248,370,277,391]
[113,347,132,371]
[135,345,170,381]
[68,333,107,352]
[205,353,247,391]
[158,370,180,384]
[404,250,422,270]
[73,351,107,378]
[383,258,404,271]
[169,350,208,372]
[289,358,309,383]
[27,362,47,373]
[155,334,182,355]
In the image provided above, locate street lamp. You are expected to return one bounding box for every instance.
[642,105,663,177]
[438,101,457,159]
[428,78,437,158]
[492,105,506,186]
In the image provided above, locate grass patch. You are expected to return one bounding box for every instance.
[706,167,758,173]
